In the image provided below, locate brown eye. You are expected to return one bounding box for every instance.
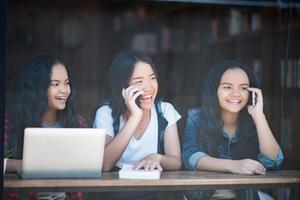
[50,82,59,86]
[134,81,143,84]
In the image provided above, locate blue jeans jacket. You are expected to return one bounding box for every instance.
[182,108,284,200]
[182,108,283,170]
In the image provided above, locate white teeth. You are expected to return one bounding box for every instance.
[227,99,240,103]
[142,95,152,100]
[57,97,67,100]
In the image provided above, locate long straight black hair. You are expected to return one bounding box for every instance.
[201,60,259,144]
[7,54,80,158]
[105,50,159,121]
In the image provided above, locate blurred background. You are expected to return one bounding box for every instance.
[5,0,300,170]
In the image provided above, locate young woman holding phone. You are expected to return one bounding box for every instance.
[182,60,283,199]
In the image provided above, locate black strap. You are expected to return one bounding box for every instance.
[155,100,168,154]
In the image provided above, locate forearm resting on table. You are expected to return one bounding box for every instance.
[160,154,182,170]
[196,156,234,173]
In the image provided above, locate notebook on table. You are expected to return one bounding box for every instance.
[20,128,106,179]
[119,164,161,180]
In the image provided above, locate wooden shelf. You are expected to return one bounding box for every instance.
[281,88,300,96]
[209,30,266,45]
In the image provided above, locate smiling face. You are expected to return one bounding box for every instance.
[47,64,71,112]
[217,68,250,115]
[129,61,158,110]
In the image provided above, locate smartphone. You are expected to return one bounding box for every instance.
[125,85,141,108]
[248,91,256,106]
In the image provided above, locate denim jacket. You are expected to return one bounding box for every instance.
[182,108,284,199]
[182,108,284,170]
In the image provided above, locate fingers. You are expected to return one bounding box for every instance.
[247,88,264,116]
[247,88,263,104]
[156,164,163,171]
[253,162,266,175]
[242,159,266,175]
[133,160,162,171]
[123,86,142,100]
[247,87,261,94]
[123,86,144,108]
[133,160,144,170]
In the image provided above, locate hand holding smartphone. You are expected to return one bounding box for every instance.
[248,90,256,106]
[125,85,141,108]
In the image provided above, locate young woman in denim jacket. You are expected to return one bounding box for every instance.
[182,60,283,200]
[93,50,181,200]
[4,54,87,200]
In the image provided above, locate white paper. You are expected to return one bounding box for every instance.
[119,164,161,180]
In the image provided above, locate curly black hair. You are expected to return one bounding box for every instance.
[7,54,80,158]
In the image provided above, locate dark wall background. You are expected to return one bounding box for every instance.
[6,0,300,169]
[1,0,7,190]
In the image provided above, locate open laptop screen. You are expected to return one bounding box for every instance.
[21,128,106,179]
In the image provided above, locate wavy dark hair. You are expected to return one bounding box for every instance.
[105,50,159,121]
[7,54,80,158]
[201,60,258,144]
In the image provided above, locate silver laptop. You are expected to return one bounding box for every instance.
[21,128,106,179]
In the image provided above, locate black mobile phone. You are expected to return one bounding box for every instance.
[248,91,256,106]
[125,85,141,108]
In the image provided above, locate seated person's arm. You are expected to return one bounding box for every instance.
[156,123,182,170]
[196,156,266,175]
[101,114,142,171]
[252,112,283,169]
[258,147,284,170]
[248,89,284,169]
[183,109,266,175]
[93,106,142,171]
[182,108,207,170]
[134,123,182,171]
